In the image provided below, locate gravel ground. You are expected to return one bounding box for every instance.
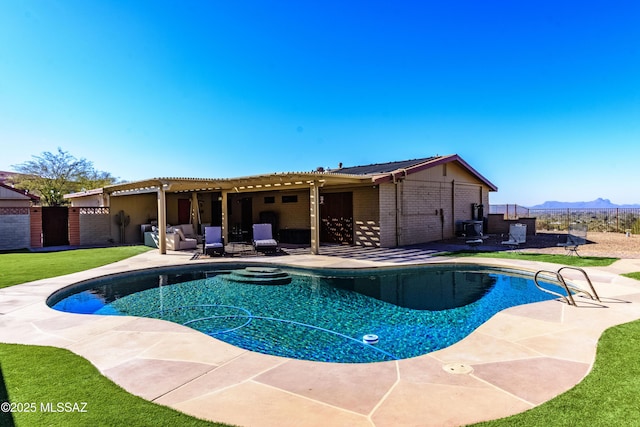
[481,231,640,259]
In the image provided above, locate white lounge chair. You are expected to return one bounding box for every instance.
[252,223,278,253]
[203,226,224,256]
[501,223,527,250]
[557,223,587,256]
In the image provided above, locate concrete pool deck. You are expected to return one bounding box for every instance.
[2,247,640,427]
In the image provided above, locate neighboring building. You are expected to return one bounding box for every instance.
[0,183,41,250]
[0,182,40,207]
[64,154,497,254]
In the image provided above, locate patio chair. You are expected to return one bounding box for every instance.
[501,223,527,250]
[557,223,587,256]
[203,226,225,256]
[252,223,278,254]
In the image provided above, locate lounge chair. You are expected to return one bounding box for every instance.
[203,226,224,256]
[252,223,278,253]
[501,223,527,250]
[557,223,587,256]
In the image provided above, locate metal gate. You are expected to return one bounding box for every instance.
[42,207,69,247]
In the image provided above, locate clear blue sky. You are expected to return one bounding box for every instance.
[1,1,638,206]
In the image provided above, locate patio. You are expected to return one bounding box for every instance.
[1,245,640,426]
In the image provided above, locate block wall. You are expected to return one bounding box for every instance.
[79,208,112,245]
[486,214,537,236]
[0,207,31,250]
[378,183,398,247]
[377,163,493,247]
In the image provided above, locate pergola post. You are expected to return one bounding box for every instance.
[310,183,320,255]
[157,184,167,254]
[190,192,199,231]
[220,191,229,245]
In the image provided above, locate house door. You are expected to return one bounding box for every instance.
[42,207,69,247]
[320,192,353,244]
[178,199,191,224]
[211,193,222,226]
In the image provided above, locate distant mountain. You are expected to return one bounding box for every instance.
[529,198,640,209]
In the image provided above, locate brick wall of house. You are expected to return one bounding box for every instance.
[68,207,80,246]
[0,207,31,250]
[378,183,398,247]
[399,180,453,244]
[376,162,492,247]
[30,207,42,248]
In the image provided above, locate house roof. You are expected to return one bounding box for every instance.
[338,154,497,191]
[65,153,497,198]
[0,182,41,201]
[335,156,441,175]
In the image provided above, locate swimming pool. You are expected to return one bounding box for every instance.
[48,263,558,363]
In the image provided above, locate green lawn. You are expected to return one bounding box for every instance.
[1,247,640,426]
[0,344,232,427]
[0,246,152,288]
[623,272,640,281]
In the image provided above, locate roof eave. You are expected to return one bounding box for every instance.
[371,154,498,191]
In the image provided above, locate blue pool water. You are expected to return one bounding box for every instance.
[48,263,558,363]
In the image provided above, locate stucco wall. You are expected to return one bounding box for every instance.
[110,193,158,243]
[227,190,311,232]
[352,186,380,247]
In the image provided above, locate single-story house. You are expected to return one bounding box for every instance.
[0,183,41,250]
[64,154,497,254]
[0,182,40,208]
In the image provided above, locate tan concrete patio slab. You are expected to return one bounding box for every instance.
[472,357,590,405]
[156,351,286,405]
[103,358,215,401]
[2,247,640,426]
[172,381,372,427]
[372,381,532,427]
[254,358,398,415]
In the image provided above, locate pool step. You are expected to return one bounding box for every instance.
[223,267,292,285]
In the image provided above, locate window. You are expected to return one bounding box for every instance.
[282,195,298,203]
[264,196,275,204]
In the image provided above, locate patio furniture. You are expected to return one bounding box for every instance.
[203,226,224,256]
[252,223,279,253]
[557,223,588,256]
[501,223,527,250]
[144,227,197,250]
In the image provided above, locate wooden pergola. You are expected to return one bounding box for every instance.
[104,171,373,255]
